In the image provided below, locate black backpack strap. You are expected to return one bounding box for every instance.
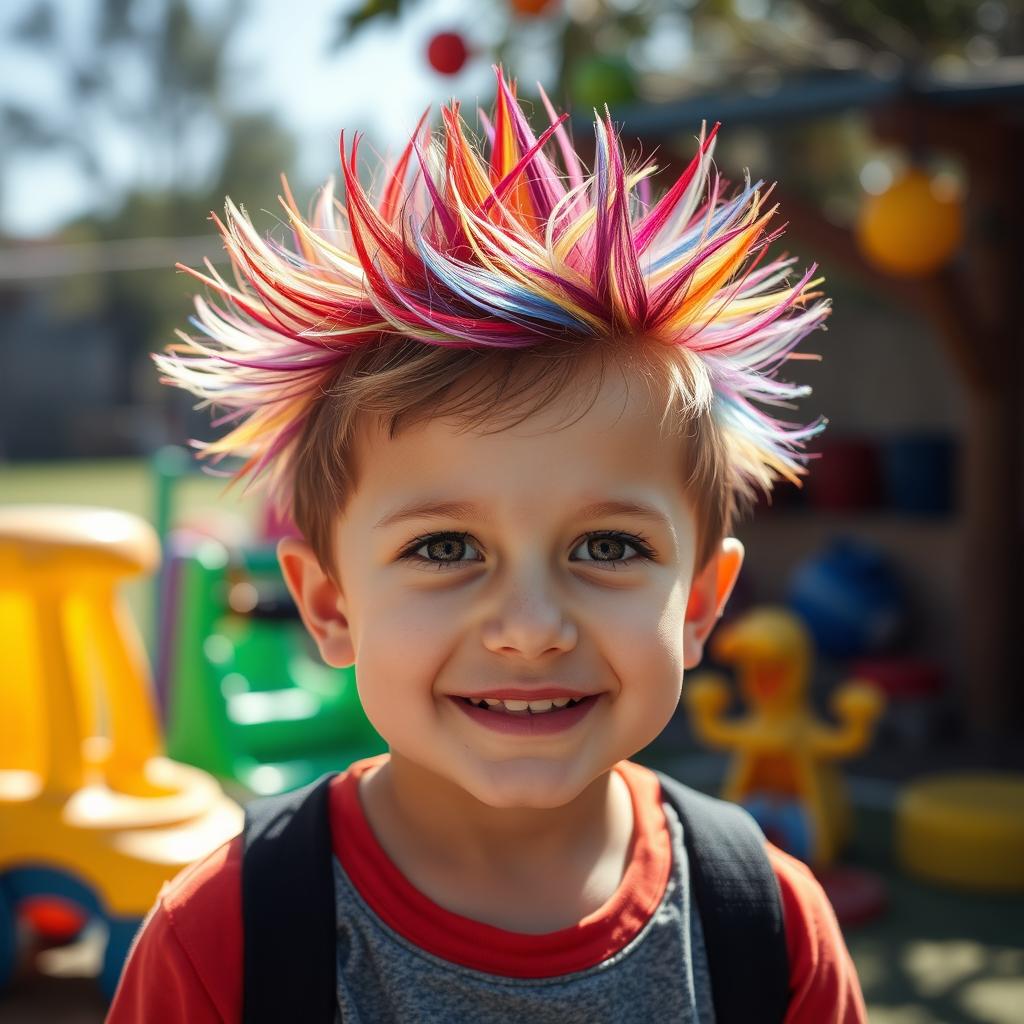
[242,772,339,1024]
[654,770,790,1024]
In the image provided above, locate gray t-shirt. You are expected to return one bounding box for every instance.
[331,800,715,1023]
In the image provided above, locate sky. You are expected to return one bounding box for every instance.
[0,0,548,237]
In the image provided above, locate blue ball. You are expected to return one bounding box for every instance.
[786,537,907,659]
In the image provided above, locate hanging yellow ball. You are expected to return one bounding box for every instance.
[855,169,964,278]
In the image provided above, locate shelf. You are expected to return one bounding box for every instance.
[743,508,959,531]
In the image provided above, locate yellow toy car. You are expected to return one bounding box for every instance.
[0,506,243,998]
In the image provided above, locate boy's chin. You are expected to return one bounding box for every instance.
[458,758,603,811]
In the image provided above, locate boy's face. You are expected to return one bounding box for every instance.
[281,360,742,810]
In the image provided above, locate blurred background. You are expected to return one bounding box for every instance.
[1,1,1022,1021]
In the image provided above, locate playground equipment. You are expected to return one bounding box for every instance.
[897,772,1024,891]
[163,531,386,796]
[0,506,243,998]
[151,444,253,711]
[683,605,885,869]
[150,442,297,715]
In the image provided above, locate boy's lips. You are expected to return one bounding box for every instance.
[453,686,598,701]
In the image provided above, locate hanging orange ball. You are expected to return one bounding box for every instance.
[510,0,558,15]
[855,168,964,278]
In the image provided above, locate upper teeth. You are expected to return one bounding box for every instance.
[475,697,574,713]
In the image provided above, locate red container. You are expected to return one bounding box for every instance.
[806,437,882,511]
[849,657,945,701]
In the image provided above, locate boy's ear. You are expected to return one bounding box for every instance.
[277,536,355,668]
[682,537,744,670]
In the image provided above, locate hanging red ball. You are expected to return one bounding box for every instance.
[427,31,469,75]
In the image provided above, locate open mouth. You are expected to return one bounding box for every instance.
[448,693,601,735]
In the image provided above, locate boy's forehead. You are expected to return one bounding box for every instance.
[357,358,673,465]
[347,363,696,530]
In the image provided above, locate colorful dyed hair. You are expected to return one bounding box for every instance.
[156,65,829,572]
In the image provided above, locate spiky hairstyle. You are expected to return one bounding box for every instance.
[156,66,829,569]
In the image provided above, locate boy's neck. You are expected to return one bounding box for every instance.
[358,753,636,931]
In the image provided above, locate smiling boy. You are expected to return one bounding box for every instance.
[108,69,866,1022]
[282,352,739,934]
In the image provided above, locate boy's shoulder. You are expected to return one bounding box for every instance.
[107,832,246,1022]
[763,842,867,1021]
[108,766,361,1023]
[651,768,866,1021]
[160,826,244,925]
[160,826,246,955]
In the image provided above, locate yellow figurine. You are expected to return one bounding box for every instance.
[683,605,884,868]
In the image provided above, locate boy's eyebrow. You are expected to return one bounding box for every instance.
[374,498,674,531]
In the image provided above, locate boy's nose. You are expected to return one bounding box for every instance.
[481,578,577,658]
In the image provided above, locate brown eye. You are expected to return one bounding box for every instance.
[399,531,481,570]
[425,536,466,562]
[571,532,656,567]
[588,535,626,561]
